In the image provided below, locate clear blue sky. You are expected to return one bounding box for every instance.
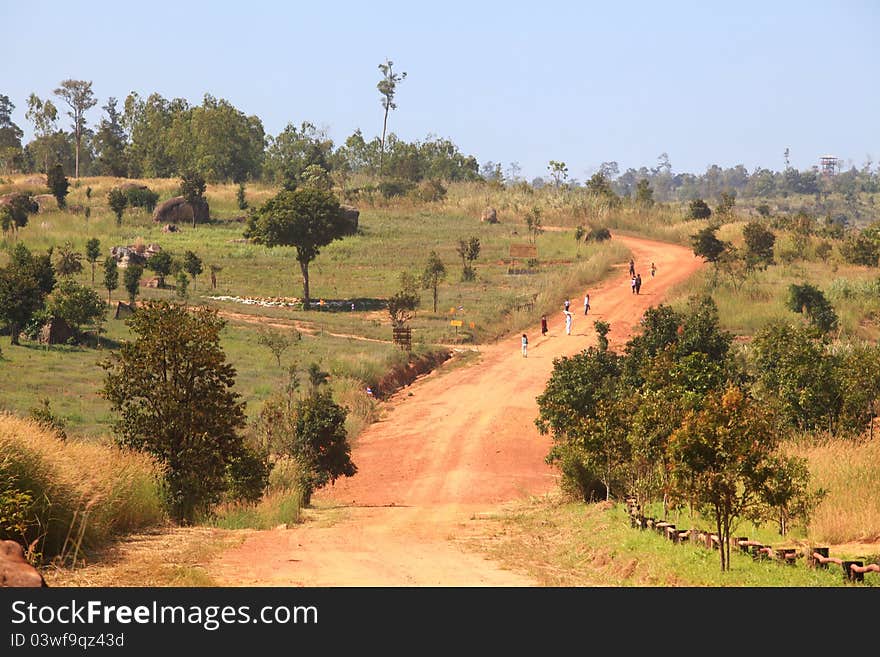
[3,0,878,181]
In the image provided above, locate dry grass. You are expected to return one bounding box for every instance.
[0,413,166,564]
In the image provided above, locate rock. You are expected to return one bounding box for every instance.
[340,205,359,234]
[110,245,147,268]
[152,196,210,224]
[144,277,161,288]
[0,540,47,587]
[22,175,47,187]
[481,207,498,223]
[38,316,74,345]
[32,194,56,212]
[119,182,149,193]
[161,223,179,233]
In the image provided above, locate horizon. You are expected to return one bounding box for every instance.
[3,0,878,181]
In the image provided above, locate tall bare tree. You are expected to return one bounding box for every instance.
[377,59,406,172]
[54,79,97,178]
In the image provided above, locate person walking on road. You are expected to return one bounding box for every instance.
[563,310,573,335]
[651,262,657,278]
[635,273,642,295]
[629,258,635,277]
[631,275,637,294]
[540,315,548,336]
[583,293,591,315]
[564,298,571,313]
[521,333,528,357]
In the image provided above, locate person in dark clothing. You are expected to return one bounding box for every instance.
[635,273,642,295]
[541,315,548,336]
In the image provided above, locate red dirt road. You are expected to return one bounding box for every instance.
[209,235,702,586]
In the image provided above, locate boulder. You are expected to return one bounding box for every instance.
[1,540,47,587]
[152,196,210,224]
[481,207,498,223]
[340,205,359,235]
[119,182,149,193]
[38,316,74,345]
[115,301,135,319]
[110,245,146,268]
[32,194,57,212]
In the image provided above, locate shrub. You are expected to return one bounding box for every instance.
[125,187,160,213]
[379,180,415,199]
[413,179,447,202]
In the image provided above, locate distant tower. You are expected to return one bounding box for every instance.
[820,155,840,177]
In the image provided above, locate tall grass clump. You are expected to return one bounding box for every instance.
[209,457,303,530]
[0,413,166,564]
[786,436,880,544]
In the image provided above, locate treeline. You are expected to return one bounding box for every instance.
[535,296,880,570]
[0,85,480,185]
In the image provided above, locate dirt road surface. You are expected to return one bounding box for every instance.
[209,235,702,586]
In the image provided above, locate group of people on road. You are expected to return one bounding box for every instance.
[628,259,657,296]
[525,291,593,356]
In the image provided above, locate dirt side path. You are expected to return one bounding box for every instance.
[209,235,702,586]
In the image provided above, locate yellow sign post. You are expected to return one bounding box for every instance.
[450,320,463,327]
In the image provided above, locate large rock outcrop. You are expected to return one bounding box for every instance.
[481,207,498,223]
[1,540,47,587]
[152,196,210,224]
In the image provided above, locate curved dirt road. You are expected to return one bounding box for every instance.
[209,235,702,586]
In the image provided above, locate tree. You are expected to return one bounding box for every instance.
[690,225,726,264]
[107,187,127,226]
[25,93,59,173]
[102,256,118,303]
[245,187,349,310]
[0,244,51,345]
[147,251,173,288]
[377,59,407,172]
[285,390,356,505]
[100,301,248,523]
[54,241,83,278]
[48,278,106,333]
[257,327,301,367]
[547,160,568,187]
[236,181,248,210]
[668,386,784,571]
[840,233,879,267]
[85,238,101,285]
[456,236,481,281]
[716,190,736,217]
[182,250,203,289]
[124,264,143,304]
[0,193,37,236]
[686,198,712,220]
[47,164,69,209]
[54,79,97,178]
[387,271,420,327]
[742,221,775,271]
[0,95,23,173]
[635,179,654,207]
[93,98,128,177]
[787,283,838,333]
[179,169,207,228]
[524,206,544,245]
[421,251,446,314]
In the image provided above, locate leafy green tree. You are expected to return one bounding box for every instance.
[47,164,69,209]
[586,172,616,200]
[107,187,127,225]
[690,225,726,264]
[123,264,143,304]
[787,283,838,333]
[92,98,128,177]
[257,327,301,367]
[83,238,101,286]
[25,93,59,173]
[752,322,840,432]
[102,256,118,303]
[716,190,736,217]
[0,95,23,173]
[0,244,51,344]
[245,187,349,310]
[174,271,189,302]
[265,121,335,187]
[840,233,879,267]
[594,319,610,352]
[377,59,407,171]
[456,236,481,281]
[668,386,785,571]
[547,160,568,187]
[421,251,447,313]
[54,241,83,278]
[742,221,776,271]
[686,198,712,220]
[387,271,420,328]
[236,181,248,210]
[635,179,654,207]
[48,278,106,332]
[179,169,207,228]
[146,251,173,288]
[100,301,248,523]
[182,250,203,289]
[524,206,543,245]
[752,454,825,537]
[0,193,37,236]
[286,390,356,505]
[54,79,97,178]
